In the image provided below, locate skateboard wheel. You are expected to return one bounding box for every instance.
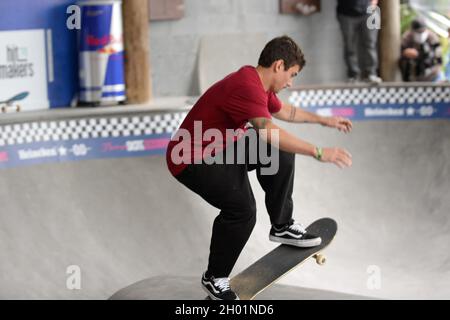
[314,254,326,265]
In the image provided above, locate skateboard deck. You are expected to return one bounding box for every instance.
[206,217,337,300]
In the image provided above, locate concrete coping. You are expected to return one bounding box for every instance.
[0,96,197,125]
[290,81,450,90]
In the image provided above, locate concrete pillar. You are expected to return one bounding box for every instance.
[379,0,401,82]
[123,0,152,103]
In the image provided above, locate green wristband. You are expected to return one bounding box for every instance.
[315,147,323,161]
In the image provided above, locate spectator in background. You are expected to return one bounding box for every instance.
[337,0,382,84]
[399,18,444,82]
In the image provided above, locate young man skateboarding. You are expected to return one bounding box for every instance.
[166,36,352,300]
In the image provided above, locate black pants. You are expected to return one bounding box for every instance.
[337,13,379,78]
[175,133,295,277]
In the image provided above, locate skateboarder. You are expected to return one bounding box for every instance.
[166,36,352,300]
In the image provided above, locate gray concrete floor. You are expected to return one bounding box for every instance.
[0,119,449,299]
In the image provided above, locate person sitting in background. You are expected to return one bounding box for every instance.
[400,18,444,82]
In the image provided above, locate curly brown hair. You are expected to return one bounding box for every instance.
[258,36,306,70]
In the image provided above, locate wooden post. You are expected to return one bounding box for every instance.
[379,0,401,82]
[122,0,152,103]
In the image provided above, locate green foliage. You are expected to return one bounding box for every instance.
[400,3,417,34]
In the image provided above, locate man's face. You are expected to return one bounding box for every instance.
[413,28,428,44]
[272,61,300,93]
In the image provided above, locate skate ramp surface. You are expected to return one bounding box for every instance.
[0,119,449,299]
[109,276,373,300]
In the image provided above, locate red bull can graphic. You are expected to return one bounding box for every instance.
[78,0,126,105]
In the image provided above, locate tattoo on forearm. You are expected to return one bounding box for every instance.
[289,106,297,122]
[260,118,267,129]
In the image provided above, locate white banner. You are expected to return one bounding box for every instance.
[0,29,49,112]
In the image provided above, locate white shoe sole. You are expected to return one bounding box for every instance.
[269,235,322,247]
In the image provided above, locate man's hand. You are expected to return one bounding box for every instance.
[248,117,353,169]
[319,147,353,169]
[321,116,353,133]
[403,48,419,59]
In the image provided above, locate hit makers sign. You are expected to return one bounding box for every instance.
[0,29,49,111]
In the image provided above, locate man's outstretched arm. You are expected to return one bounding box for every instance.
[273,102,353,133]
[249,117,352,169]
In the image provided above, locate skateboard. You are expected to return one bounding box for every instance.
[0,91,29,113]
[206,217,337,300]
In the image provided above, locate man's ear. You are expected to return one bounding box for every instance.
[273,60,284,73]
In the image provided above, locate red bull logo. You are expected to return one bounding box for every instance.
[86,34,122,48]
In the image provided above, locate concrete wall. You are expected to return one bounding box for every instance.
[149,0,347,97]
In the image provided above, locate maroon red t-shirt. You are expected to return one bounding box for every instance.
[166,66,282,176]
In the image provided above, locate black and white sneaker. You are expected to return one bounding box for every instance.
[269,220,322,247]
[201,272,239,300]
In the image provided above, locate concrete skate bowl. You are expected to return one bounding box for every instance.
[1,119,449,299]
